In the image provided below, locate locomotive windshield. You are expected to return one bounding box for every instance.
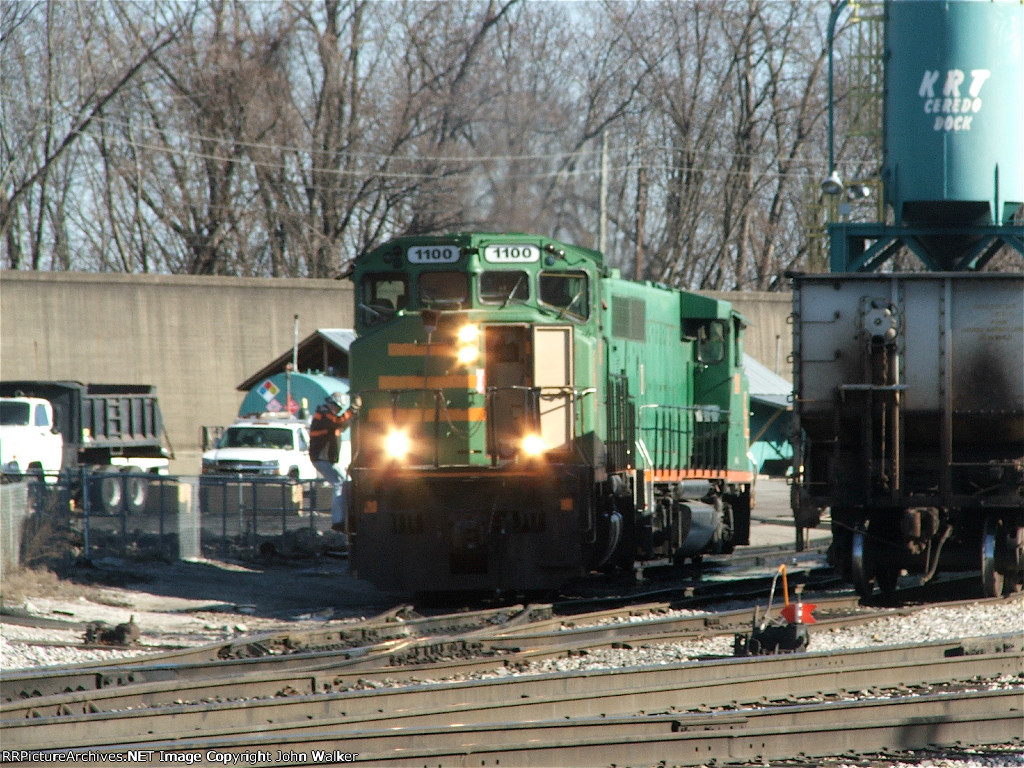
[480,270,529,304]
[360,274,407,326]
[539,271,589,320]
[419,271,468,308]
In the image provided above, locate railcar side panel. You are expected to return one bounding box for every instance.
[791,272,1024,597]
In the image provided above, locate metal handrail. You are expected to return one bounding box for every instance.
[635,403,731,472]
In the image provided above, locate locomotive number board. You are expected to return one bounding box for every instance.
[483,244,540,263]
[407,245,460,263]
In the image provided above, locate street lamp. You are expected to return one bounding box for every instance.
[822,171,844,196]
[822,0,849,196]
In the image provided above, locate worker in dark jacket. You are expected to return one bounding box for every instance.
[309,392,360,532]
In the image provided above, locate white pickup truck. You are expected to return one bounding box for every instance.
[201,414,351,481]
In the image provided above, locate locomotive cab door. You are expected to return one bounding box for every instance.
[484,325,574,458]
[533,326,574,452]
[485,325,531,458]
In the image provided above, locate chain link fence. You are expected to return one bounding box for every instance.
[0,470,344,572]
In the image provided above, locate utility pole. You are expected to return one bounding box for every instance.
[635,157,647,281]
[599,130,608,254]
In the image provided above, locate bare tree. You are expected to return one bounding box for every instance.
[0,1,179,270]
[3,0,848,287]
[88,2,293,275]
[601,0,829,291]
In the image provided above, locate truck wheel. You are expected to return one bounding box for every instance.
[122,466,149,514]
[96,466,124,514]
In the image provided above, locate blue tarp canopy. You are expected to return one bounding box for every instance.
[743,354,793,476]
[238,372,350,420]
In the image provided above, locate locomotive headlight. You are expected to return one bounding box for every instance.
[457,324,480,344]
[521,434,546,457]
[457,345,480,365]
[457,324,481,365]
[384,429,411,461]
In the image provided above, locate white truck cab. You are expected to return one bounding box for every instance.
[0,396,63,483]
[201,414,350,481]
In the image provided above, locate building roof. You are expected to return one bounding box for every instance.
[237,329,355,392]
[744,353,792,409]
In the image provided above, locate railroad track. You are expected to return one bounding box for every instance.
[1,591,1008,708]
[1,603,545,702]
[2,640,1020,764]
[3,556,946,707]
[2,591,1021,765]
[0,590,923,706]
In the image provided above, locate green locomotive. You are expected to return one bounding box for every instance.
[347,232,754,594]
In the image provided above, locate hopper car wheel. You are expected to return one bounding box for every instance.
[122,466,149,514]
[851,524,900,599]
[850,526,876,599]
[981,515,1006,598]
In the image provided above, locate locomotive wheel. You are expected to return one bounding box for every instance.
[850,526,875,599]
[981,515,1006,598]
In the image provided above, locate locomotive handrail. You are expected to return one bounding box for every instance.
[635,403,731,473]
[358,387,450,467]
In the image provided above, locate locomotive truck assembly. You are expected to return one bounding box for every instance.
[346,232,754,595]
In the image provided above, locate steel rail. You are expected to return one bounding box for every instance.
[7,688,1021,767]
[1,603,542,702]
[3,635,1019,752]
[2,594,1013,718]
[0,593,911,715]
[455,592,998,650]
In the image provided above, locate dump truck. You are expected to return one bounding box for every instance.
[0,381,173,513]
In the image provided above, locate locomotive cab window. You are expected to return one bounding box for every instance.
[360,274,407,326]
[539,271,589,320]
[419,271,468,309]
[696,320,727,364]
[480,270,529,304]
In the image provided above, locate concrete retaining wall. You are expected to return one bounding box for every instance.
[0,271,792,474]
[1,272,354,473]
